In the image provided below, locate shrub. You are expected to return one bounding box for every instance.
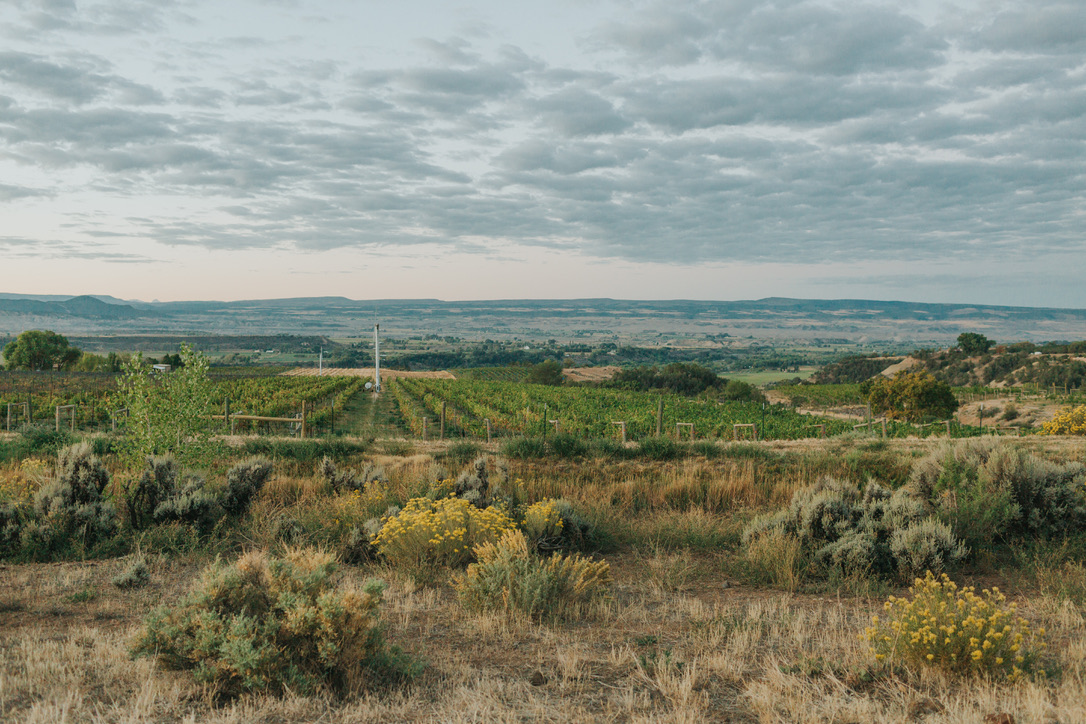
[742,477,965,581]
[125,456,180,530]
[502,437,547,459]
[342,505,401,564]
[864,572,1045,681]
[1042,405,1086,435]
[320,457,386,494]
[889,519,968,580]
[28,443,116,553]
[637,436,683,461]
[455,529,610,621]
[20,425,73,456]
[112,557,150,589]
[910,440,1086,543]
[373,496,515,572]
[0,503,25,557]
[521,498,594,552]
[151,472,221,531]
[132,548,416,696]
[453,457,492,508]
[220,457,273,518]
[588,437,632,459]
[548,433,587,459]
[441,441,480,467]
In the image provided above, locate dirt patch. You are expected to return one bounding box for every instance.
[563,366,619,383]
[878,356,921,377]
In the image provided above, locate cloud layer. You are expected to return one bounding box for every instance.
[0,0,1083,302]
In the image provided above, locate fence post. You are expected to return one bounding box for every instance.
[485,418,491,444]
[881,419,887,439]
[611,421,626,443]
[440,402,446,441]
[225,399,231,433]
[423,416,428,440]
[656,398,663,437]
[301,400,307,439]
[55,405,60,433]
[27,394,32,423]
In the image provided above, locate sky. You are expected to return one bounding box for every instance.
[0,0,1083,307]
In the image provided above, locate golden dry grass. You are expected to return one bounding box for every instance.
[2,549,1085,723]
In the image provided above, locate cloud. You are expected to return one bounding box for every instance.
[0,0,1082,306]
[0,51,162,104]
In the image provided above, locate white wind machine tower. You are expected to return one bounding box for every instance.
[373,321,381,393]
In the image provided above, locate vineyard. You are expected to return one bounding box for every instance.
[389,378,858,441]
[0,369,369,435]
[0,369,999,440]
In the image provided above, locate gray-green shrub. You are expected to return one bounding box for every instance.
[220,457,273,518]
[743,477,965,581]
[131,548,417,696]
[27,443,116,553]
[909,440,1086,545]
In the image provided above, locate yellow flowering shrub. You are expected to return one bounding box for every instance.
[455,529,611,621]
[522,499,564,542]
[373,496,515,571]
[864,571,1045,681]
[330,484,394,524]
[0,458,48,503]
[1041,405,1086,435]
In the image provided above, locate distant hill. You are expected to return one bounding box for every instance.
[1,294,1084,343]
[0,295,144,320]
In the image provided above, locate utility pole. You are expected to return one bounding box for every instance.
[373,322,381,393]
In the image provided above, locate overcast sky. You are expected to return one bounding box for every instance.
[0,0,1083,306]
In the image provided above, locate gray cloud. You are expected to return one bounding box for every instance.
[0,51,162,104]
[0,0,1082,304]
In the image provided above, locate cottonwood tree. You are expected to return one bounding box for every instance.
[957,332,993,355]
[862,371,958,422]
[117,343,218,468]
[2,330,81,370]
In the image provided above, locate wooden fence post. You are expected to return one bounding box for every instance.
[440,402,446,441]
[611,421,626,443]
[656,398,663,437]
[422,416,428,440]
[485,418,491,443]
[301,400,307,438]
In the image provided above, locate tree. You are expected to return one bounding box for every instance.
[2,330,81,370]
[957,332,993,355]
[527,360,564,386]
[117,343,217,468]
[862,371,958,422]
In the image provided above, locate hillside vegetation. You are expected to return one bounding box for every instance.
[813,341,1086,391]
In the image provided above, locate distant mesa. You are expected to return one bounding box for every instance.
[0,295,145,320]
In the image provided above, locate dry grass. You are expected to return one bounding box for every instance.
[2,549,1085,722]
[4,438,1086,721]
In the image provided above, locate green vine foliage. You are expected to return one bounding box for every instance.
[117,344,219,469]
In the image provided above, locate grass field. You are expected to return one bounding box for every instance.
[1,433,1085,721]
